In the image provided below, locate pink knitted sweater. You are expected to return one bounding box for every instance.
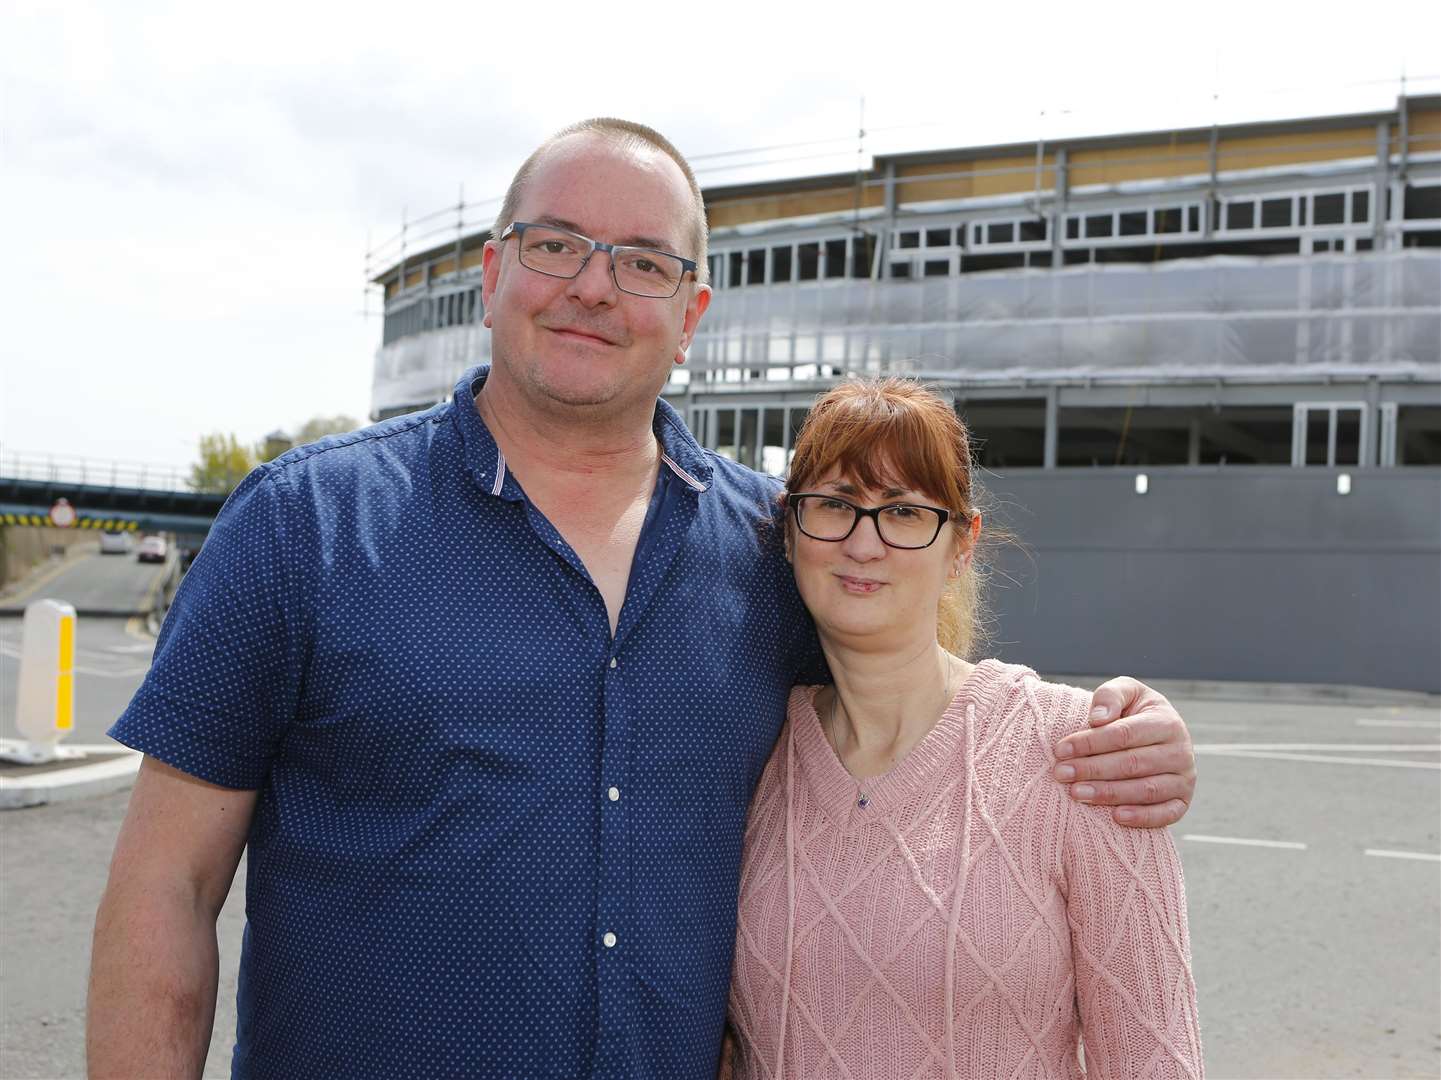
[728,660,1202,1079]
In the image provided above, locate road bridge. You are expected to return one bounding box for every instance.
[0,451,226,535]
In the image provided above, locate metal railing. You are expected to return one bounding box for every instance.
[365,192,500,288]
[362,82,1440,290]
[0,450,194,493]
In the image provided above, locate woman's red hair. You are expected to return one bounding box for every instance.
[787,378,975,517]
[786,378,986,657]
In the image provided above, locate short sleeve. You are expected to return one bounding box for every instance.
[108,465,309,789]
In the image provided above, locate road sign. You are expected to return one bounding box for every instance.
[48,499,77,528]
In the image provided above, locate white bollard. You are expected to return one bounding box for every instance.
[1,599,84,764]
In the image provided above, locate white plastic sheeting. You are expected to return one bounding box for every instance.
[372,324,492,416]
[687,251,1441,381]
[371,252,1440,415]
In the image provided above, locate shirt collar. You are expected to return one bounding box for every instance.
[452,364,713,498]
[652,394,712,493]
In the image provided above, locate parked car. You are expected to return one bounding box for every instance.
[99,531,133,555]
[136,536,168,564]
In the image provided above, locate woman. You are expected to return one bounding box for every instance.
[727,379,1202,1079]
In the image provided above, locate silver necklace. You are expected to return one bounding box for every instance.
[827,659,966,812]
[827,693,870,809]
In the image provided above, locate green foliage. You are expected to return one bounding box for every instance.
[190,416,360,492]
[294,415,358,445]
[189,433,258,495]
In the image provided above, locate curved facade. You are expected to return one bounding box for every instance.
[367,98,1441,690]
[372,96,1440,475]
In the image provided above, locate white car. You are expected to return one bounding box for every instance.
[99,531,133,555]
[136,536,168,564]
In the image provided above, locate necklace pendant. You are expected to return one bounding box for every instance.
[856,793,869,809]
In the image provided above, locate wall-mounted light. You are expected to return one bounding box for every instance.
[1337,473,1352,496]
[1135,473,1149,495]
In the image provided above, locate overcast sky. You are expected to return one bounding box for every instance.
[3,0,1436,474]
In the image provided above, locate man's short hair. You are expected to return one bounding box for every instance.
[492,118,709,285]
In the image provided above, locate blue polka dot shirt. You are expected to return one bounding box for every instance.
[110,365,822,1079]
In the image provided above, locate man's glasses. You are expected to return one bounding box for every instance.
[498,222,696,298]
[789,493,958,550]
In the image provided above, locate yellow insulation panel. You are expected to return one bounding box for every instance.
[1218,126,1378,171]
[1070,138,1210,183]
[708,185,882,230]
[895,155,1052,202]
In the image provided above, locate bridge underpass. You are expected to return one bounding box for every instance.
[0,450,225,535]
[0,460,191,745]
[1,451,225,598]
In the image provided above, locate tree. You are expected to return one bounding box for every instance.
[189,433,257,495]
[191,416,360,492]
[254,415,361,463]
[294,415,358,444]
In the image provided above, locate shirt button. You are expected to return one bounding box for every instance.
[603,931,618,948]
[607,786,620,802]
[609,658,618,669]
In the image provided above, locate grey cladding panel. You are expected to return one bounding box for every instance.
[980,468,1441,691]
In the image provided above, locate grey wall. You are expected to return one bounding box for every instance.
[980,466,1441,693]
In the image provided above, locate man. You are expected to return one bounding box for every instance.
[88,119,1196,1079]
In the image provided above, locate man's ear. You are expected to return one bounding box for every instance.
[674,283,712,365]
[480,240,502,327]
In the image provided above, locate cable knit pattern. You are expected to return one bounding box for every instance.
[728,660,1202,1079]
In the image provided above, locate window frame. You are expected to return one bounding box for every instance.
[1291,402,1368,467]
[1063,202,1204,247]
[689,402,811,475]
[1378,402,1398,467]
[969,214,1050,251]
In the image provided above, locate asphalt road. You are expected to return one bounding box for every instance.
[1,553,1438,1078]
[1,685,1436,1079]
[1,791,248,1080]
[1179,697,1440,1078]
[0,549,169,618]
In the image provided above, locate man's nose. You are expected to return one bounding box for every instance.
[567,248,619,305]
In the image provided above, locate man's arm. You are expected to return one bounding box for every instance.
[1052,677,1196,829]
[87,756,256,1079]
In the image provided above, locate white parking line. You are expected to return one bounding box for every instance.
[1356,718,1441,729]
[1196,743,1439,751]
[1195,749,1439,769]
[1185,836,1441,859]
[1364,849,1441,862]
[1183,834,1308,850]
[73,664,153,678]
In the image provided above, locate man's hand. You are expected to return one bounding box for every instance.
[1052,677,1195,828]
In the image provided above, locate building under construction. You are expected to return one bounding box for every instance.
[367,97,1441,692]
